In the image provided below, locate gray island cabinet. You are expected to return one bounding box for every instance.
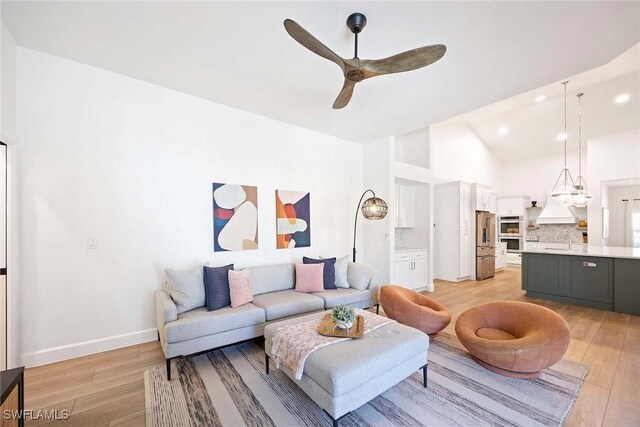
[522,247,640,316]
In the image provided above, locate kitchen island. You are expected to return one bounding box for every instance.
[522,246,640,316]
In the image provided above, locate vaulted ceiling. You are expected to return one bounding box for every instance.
[3,1,640,143]
[444,44,640,162]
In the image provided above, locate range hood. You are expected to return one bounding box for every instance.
[537,196,578,224]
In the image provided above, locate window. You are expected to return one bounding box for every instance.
[633,211,640,248]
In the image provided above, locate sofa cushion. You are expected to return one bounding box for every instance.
[247,263,295,295]
[348,262,374,290]
[303,256,337,290]
[165,303,265,344]
[313,289,372,309]
[203,264,234,311]
[252,290,325,321]
[165,263,209,314]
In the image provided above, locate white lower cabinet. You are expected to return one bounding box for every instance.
[506,252,522,265]
[394,250,428,289]
[495,244,507,270]
[395,260,412,287]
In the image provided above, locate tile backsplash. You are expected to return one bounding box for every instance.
[528,224,587,243]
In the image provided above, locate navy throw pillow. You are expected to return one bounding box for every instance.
[203,264,234,311]
[303,257,337,290]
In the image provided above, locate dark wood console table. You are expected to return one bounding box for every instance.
[0,367,24,427]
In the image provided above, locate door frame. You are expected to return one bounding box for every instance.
[0,142,17,368]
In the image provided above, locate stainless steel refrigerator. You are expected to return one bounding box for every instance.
[476,211,496,280]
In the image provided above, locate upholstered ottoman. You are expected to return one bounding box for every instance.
[455,301,570,379]
[264,311,429,426]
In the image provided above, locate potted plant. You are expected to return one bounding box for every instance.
[331,305,356,329]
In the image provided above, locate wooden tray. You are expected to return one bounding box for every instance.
[317,314,364,338]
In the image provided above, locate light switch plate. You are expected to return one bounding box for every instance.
[86,237,97,249]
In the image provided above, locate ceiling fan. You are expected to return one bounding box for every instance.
[284,13,446,109]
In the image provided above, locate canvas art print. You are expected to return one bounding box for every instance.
[276,190,311,249]
[213,183,258,251]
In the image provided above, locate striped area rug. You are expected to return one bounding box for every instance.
[145,334,588,427]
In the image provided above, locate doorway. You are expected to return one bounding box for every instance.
[601,178,640,248]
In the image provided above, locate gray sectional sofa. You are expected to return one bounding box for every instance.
[156,262,379,379]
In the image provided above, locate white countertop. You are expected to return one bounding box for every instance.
[522,245,640,260]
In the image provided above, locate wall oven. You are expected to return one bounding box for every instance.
[499,236,523,252]
[499,216,524,236]
[499,215,523,252]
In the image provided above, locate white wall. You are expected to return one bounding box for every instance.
[17,48,364,366]
[395,127,430,169]
[362,137,393,283]
[430,122,502,190]
[500,151,582,203]
[588,129,640,246]
[1,23,17,144]
[607,185,640,247]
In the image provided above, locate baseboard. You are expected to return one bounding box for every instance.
[20,328,158,368]
[414,284,435,293]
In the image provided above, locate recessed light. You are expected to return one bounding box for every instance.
[498,127,509,136]
[615,94,630,104]
[535,95,546,102]
[556,133,567,141]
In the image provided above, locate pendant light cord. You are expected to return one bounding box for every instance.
[577,93,583,185]
[562,81,568,186]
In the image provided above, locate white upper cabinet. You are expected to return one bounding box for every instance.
[497,199,509,216]
[474,185,491,212]
[395,183,415,228]
[489,193,497,214]
[497,197,528,217]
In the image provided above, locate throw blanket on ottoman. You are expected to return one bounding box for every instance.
[271,309,395,379]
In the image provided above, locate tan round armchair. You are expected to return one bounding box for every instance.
[455,301,570,379]
[379,285,451,335]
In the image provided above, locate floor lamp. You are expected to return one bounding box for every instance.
[353,189,388,262]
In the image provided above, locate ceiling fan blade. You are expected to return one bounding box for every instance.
[361,44,446,76]
[332,79,356,109]
[284,19,345,72]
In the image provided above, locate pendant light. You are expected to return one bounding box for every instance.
[549,81,579,205]
[572,92,593,207]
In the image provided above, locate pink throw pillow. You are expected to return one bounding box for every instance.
[295,263,324,293]
[228,269,253,308]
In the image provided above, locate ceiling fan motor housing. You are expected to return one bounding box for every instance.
[347,13,367,34]
[347,70,365,82]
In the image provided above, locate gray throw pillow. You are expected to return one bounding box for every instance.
[348,262,374,290]
[334,256,350,288]
[165,263,209,314]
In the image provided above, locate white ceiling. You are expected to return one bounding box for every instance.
[446,44,640,162]
[2,1,640,143]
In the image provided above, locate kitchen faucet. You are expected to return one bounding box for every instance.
[555,229,574,250]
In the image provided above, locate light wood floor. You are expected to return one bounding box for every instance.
[25,267,639,426]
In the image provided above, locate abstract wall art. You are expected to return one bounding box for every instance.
[213,183,258,251]
[276,190,311,249]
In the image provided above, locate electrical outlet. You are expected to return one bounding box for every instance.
[86,237,97,249]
